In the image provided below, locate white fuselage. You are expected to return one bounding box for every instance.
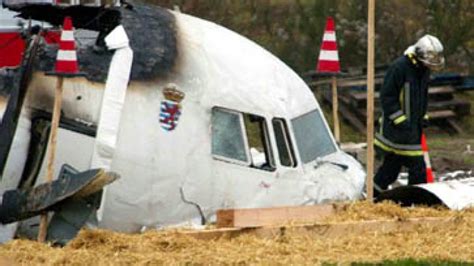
[1,10,366,232]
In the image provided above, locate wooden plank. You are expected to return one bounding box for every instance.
[349,99,467,114]
[309,77,383,89]
[309,78,333,87]
[349,85,455,103]
[356,109,455,120]
[426,99,470,116]
[366,0,376,201]
[429,86,455,95]
[0,256,14,266]
[322,91,369,132]
[428,110,456,119]
[338,93,352,105]
[338,77,383,87]
[331,76,341,142]
[445,118,464,135]
[429,99,466,109]
[38,76,64,243]
[452,100,471,116]
[339,101,367,132]
[350,91,378,101]
[216,204,335,228]
[186,217,460,241]
[182,227,243,241]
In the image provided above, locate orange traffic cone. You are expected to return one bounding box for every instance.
[316,17,340,73]
[53,16,81,75]
[421,133,435,183]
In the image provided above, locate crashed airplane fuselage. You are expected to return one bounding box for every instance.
[0,4,365,232]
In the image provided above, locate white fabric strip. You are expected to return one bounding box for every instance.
[56,50,77,61]
[105,25,129,50]
[91,25,133,221]
[318,50,339,61]
[423,153,431,168]
[322,32,336,41]
[60,31,74,41]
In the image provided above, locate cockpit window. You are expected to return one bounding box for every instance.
[243,114,275,171]
[272,118,296,167]
[291,110,337,164]
[211,108,275,171]
[211,108,249,164]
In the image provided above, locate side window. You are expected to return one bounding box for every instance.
[292,110,337,163]
[243,114,275,171]
[211,108,249,164]
[211,108,274,171]
[272,118,297,167]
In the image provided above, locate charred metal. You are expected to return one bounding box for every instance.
[12,3,178,82]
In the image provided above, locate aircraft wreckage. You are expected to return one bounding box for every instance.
[0,1,472,244]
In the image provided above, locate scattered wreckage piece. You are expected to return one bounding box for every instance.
[0,167,118,245]
[185,216,462,241]
[0,168,118,225]
[377,177,474,210]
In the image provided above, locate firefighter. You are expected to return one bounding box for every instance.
[373,34,445,196]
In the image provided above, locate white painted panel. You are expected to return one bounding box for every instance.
[36,128,95,184]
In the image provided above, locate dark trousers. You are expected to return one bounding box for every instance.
[374,152,426,193]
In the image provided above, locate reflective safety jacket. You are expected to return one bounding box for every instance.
[375,54,430,156]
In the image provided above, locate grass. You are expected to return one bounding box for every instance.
[351,259,473,265]
[457,91,474,135]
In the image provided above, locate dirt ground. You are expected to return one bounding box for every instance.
[0,202,473,265]
[428,136,474,173]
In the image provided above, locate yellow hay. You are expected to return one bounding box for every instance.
[0,201,473,265]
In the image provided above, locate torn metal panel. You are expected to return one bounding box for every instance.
[377,177,474,210]
[417,178,474,210]
[0,168,116,224]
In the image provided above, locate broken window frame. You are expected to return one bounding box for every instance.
[211,107,251,166]
[18,110,97,190]
[211,107,276,172]
[272,118,297,168]
[243,113,275,172]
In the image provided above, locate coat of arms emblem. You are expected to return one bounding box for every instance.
[159,84,185,131]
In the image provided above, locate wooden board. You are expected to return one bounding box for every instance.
[445,118,464,135]
[338,101,367,133]
[355,109,456,120]
[348,86,456,103]
[429,86,456,95]
[216,204,335,228]
[428,110,456,119]
[337,77,383,88]
[186,217,460,241]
